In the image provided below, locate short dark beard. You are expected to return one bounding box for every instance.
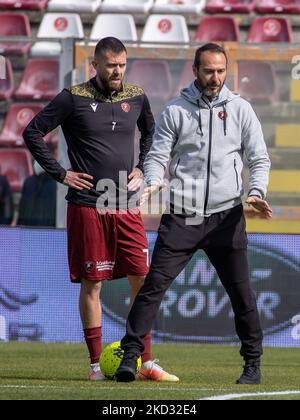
[96,75,122,95]
[196,79,225,100]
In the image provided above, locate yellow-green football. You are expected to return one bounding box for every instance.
[100,341,142,380]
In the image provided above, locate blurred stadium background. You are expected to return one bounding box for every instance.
[0,0,300,385]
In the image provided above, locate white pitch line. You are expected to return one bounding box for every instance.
[0,385,221,392]
[7,385,300,400]
[200,391,300,400]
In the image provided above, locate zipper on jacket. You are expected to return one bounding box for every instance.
[202,100,229,214]
[110,97,117,131]
[204,108,213,214]
[234,158,239,191]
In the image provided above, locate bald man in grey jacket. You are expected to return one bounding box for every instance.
[116,43,272,385]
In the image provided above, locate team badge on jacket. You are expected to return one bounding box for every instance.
[121,103,131,113]
[218,111,228,121]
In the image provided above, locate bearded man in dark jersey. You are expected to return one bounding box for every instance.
[23,37,178,382]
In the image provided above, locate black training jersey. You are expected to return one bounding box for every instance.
[23,77,155,208]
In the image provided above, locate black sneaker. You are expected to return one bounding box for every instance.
[115,352,139,382]
[236,359,261,385]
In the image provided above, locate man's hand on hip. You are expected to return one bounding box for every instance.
[246,196,273,219]
[127,168,144,192]
[63,170,94,190]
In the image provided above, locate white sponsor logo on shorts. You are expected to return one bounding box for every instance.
[96,261,115,272]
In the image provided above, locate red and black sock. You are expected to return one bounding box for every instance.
[83,327,102,364]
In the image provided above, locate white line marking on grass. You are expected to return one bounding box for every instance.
[0,385,220,392]
[200,391,300,400]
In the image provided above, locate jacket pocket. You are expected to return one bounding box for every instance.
[234,158,239,191]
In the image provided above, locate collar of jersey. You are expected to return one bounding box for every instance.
[69,78,144,103]
[90,77,124,99]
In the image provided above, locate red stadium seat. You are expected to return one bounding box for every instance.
[0,103,44,147]
[256,0,300,14]
[127,60,173,102]
[206,0,255,13]
[238,62,278,104]
[0,0,48,10]
[0,149,33,192]
[248,17,294,43]
[15,59,59,101]
[0,103,55,147]
[0,57,14,100]
[0,13,31,55]
[195,16,240,42]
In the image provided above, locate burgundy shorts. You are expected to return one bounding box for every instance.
[67,204,149,283]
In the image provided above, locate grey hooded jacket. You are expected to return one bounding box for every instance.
[144,81,271,216]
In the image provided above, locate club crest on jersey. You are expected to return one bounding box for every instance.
[121,102,131,113]
[90,102,98,113]
[85,261,94,272]
[218,111,228,121]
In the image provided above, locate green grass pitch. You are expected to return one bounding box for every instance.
[0,343,300,400]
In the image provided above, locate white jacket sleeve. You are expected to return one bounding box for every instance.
[242,102,271,199]
[144,105,178,186]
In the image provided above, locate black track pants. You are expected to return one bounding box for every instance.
[121,205,263,360]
